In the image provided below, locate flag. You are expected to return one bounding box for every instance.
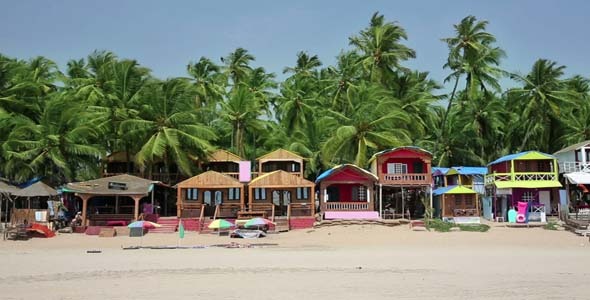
[178,219,185,239]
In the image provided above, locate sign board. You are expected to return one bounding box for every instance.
[238,161,251,182]
[108,182,128,190]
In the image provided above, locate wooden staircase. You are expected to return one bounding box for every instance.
[273,218,290,232]
[150,216,178,233]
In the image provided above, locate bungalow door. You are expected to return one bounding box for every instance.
[272,190,291,217]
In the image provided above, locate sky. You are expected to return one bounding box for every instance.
[1,0,589,91]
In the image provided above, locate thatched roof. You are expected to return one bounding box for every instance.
[257,149,304,161]
[207,149,243,162]
[176,171,243,189]
[0,180,20,194]
[249,170,314,188]
[64,174,160,196]
[12,181,57,197]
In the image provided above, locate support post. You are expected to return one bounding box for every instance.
[133,196,141,220]
[379,184,383,218]
[310,185,315,217]
[401,187,405,219]
[81,195,89,226]
[176,187,182,218]
[240,187,245,212]
[115,195,119,214]
[429,185,433,215]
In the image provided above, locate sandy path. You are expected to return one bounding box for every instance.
[1,225,589,300]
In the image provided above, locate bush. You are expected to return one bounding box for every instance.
[543,222,558,230]
[425,219,454,232]
[425,219,490,232]
[457,224,490,232]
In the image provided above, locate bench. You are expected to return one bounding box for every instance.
[238,211,266,219]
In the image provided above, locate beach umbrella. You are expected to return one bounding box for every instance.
[208,219,233,229]
[127,221,161,246]
[244,217,274,228]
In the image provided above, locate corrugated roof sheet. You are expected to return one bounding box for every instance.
[554,140,590,155]
[488,151,555,165]
[449,166,488,175]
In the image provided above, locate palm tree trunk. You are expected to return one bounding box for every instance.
[434,75,460,162]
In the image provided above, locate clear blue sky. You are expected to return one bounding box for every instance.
[1,0,589,89]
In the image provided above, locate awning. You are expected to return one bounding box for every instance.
[564,172,590,185]
[433,185,477,196]
[493,181,562,189]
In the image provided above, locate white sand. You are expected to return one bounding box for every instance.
[1,224,589,300]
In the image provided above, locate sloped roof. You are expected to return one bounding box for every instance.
[104,151,134,163]
[369,146,432,163]
[432,167,450,176]
[12,181,58,197]
[257,149,304,161]
[64,174,160,196]
[564,172,590,184]
[249,170,314,188]
[176,171,243,188]
[433,185,477,196]
[488,151,556,165]
[207,149,243,162]
[315,164,378,183]
[554,140,590,155]
[447,166,488,176]
[0,180,20,194]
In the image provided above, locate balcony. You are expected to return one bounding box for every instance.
[559,162,590,173]
[379,173,431,186]
[485,172,557,185]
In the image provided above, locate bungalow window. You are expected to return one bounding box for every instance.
[185,188,198,201]
[290,163,301,172]
[203,191,211,205]
[357,185,367,201]
[228,188,240,200]
[214,191,222,205]
[465,198,474,207]
[387,163,407,174]
[254,188,266,200]
[521,192,534,202]
[296,187,309,199]
[454,197,462,207]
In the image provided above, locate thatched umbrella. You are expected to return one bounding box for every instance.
[0,180,20,226]
[12,181,58,209]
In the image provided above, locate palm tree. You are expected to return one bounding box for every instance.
[187,57,225,108]
[121,78,217,182]
[321,82,411,167]
[2,96,102,184]
[349,12,416,83]
[222,48,254,85]
[439,16,503,155]
[283,51,322,77]
[276,78,320,134]
[219,85,265,158]
[508,59,576,152]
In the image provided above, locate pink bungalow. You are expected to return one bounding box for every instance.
[316,164,379,220]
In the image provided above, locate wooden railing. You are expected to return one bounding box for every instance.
[380,173,431,185]
[288,203,314,217]
[559,162,590,173]
[325,202,370,211]
[249,203,275,221]
[213,203,241,219]
[180,202,204,219]
[485,172,557,184]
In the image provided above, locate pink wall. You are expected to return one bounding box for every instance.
[381,157,427,173]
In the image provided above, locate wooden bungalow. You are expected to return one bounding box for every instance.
[202,149,243,180]
[0,179,19,225]
[247,170,315,220]
[485,151,561,222]
[369,146,433,219]
[257,149,304,177]
[433,185,479,219]
[64,174,165,226]
[434,166,487,194]
[176,171,244,220]
[315,164,379,219]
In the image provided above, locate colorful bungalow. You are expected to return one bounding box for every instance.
[433,185,479,220]
[247,170,315,221]
[256,149,304,177]
[176,171,244,220]
[444,166,487,194]
[432,167,450,189]
[315,164,379,220]
[553,141,590,212]
[484,151,562,221]
[369,146,433,219]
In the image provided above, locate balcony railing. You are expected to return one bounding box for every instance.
[485,172,557,184]
[559,162,590,173]
[325,202,370,211]
[453,209,479,217]
[379,173,431,185]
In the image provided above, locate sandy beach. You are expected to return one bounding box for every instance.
[1,224,589,300]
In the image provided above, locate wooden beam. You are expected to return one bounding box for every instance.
[310,185,315,217]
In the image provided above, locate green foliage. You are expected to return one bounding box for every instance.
[1,12,589,186]
[426,219,490,232]
[543,222,559,230]
[457,224,491,232]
